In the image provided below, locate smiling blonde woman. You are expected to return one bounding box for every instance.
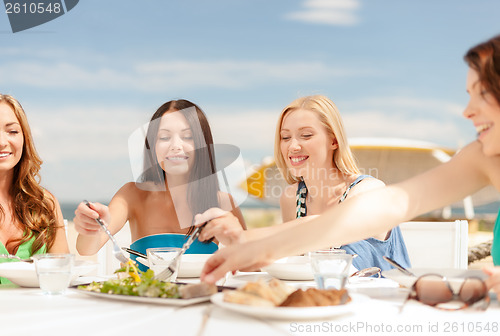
[198,35,500,298]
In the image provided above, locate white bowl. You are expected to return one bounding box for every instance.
[178,254,211,278]
[0,260,98,288]
[135,254,211,278]
[262,256,314,281]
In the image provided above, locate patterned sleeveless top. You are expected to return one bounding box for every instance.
[296,175,370,218]
[295,175,411,271]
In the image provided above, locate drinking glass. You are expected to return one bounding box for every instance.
[310,250,352,290]
[32,253,74,295]
[146,247,181,281]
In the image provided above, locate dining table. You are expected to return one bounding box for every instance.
[0,270,498,336]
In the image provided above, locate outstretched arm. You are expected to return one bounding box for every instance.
[200,142,491,283]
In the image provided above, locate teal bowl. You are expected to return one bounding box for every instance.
[129,234,218,272]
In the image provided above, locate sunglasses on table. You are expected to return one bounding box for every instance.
[407,274,490,310]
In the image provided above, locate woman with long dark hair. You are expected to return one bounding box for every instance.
[74,99,245,256]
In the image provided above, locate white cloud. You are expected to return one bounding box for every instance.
[0,58,372,92]
[340,95,475,148]
[285,0,361,26]
[356,97,465,117]
[28,104,146,162]
[208,107,278,152]
[343,111,465,145]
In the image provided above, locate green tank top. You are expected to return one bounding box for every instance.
[492,210,500,266]
[0,235,47,285]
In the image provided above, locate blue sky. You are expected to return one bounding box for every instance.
[1,0,499,205]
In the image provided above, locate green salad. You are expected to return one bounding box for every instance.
[78,268,181,298]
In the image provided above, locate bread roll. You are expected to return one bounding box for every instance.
[223,289,275,307]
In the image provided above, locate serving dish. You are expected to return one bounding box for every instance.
[73,287,210,306]
[262,256,314,281]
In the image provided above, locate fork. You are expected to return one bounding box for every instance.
[155,222,208,281]
[83,200,129,264]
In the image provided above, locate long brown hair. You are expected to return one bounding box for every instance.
[0,94,57,254]
[464,34,500,105]
[139,99,220,235]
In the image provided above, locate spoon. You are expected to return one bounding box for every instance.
[383,256,415,276]
[350,266,381,278]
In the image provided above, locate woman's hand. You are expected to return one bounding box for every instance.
[195,208,245,246]
[73,201,110,236]
[483,265,500,297]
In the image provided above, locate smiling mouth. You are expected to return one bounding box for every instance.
[0,153,11,158]
[290,156,308,165]
[166,156,189,161]
[476,123,492,137]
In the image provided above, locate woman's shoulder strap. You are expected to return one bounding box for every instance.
[338,175,372,203]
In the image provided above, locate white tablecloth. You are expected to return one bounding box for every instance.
[0,272,498,336]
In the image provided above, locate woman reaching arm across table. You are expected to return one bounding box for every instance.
[199,95,411,272]
[198,35,500,296]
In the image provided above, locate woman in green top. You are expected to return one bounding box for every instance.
[197,34,500,297]
[0,94,69,284]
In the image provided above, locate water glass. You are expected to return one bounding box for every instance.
[310,250,352,290]
[32,253,74,295]
[146,247,181,281]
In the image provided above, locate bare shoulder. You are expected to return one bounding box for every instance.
[348,175,385,197]
[42,189,61,207]
[115,182,152,199]
[110,182,150,210]
[42,188,56,200]
[457,141,500,187]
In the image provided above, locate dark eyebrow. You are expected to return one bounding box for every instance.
[6,122,20,127]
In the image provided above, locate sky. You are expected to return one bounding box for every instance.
[1,0,499,209]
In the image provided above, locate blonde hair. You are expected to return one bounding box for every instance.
[274,95,360,184]
[0,94,57,254]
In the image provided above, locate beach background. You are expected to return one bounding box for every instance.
[2,1,500,268]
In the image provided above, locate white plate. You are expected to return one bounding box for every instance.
[0,260,98,288]
[135,254,211,278]
[382,268,487,289]
[210,292,365,320]
[73,287,210,306]
[262,256,314,281]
